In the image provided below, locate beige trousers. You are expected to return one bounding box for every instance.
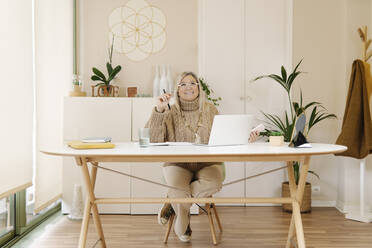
[163,164,224,236]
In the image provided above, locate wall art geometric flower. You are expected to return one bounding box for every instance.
[109,0,167,61]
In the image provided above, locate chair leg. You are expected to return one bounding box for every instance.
[206,204,218,245]
[163,214,175,243]
[211,203,223,233]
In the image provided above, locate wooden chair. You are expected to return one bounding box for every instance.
[163,202,223,245]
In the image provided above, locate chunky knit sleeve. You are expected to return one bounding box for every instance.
[206,102,219,125]
[210,104,219,116]
[145,107,175,142]
[201,102,220,141]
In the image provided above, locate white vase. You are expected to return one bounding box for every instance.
[68,184,84,220]
[159,64,168,96]
[152,65,160,97]
[166,65,173,93]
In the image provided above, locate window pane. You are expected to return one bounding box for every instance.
[26,186,60,224]
[26,186,35,223]
[0,196,14,237]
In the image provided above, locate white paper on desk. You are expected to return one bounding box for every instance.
[82,137,111,143]
[149,142,193,146]
[167,142,193,146]
[297,143,312,148]
[149,142,168,146]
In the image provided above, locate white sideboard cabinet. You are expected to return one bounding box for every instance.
[63,97,133,214]
[62,97,199,214]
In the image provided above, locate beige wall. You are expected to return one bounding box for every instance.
[78,0,372,209]
[342,0,372,212]
[80,0,198,96]
[293,0,372,209]
[293,0,346,205]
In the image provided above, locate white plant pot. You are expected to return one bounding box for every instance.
[269,136,284,146]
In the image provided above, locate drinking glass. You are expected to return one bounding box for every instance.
[138,128,150,147]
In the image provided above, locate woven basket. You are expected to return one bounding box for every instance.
[281,181,312,213]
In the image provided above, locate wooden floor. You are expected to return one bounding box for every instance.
[29,207,372,248]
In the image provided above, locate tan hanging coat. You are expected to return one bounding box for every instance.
[336,59,372,159]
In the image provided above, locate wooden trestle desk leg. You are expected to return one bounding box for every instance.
[286,162,296,248]
[285,157,310,248]
[78,158,107,248]
[77,159,98,248]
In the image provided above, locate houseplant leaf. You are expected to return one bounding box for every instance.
[281,65,287,82]
[252,74,288,92]
[286,60,304,91]
[304,101,321,111]
[91,75,104,82]
[292,102,302,115]
[107,62,113,75]
[92,67,106,82]
[287,71,302,91]
[308,170,320,180]
[107,65,122,83]
[261,112,285,132]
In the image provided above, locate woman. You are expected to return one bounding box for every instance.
[145,72,259,242]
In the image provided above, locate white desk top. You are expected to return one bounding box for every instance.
[41,142,347,163]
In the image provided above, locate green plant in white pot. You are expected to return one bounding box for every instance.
[267,130,284,146]
[252,60,337,212]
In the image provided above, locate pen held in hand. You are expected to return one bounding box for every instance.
[162,89,171,110]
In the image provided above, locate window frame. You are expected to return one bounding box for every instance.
[0,190,60,247]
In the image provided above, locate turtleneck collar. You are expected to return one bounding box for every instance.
[179,97,199,111]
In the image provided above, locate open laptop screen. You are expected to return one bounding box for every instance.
[206,114,254,146]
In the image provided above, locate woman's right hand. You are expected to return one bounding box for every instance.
[156,93,171,113]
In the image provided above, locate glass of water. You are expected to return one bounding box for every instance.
[138,128,150,147]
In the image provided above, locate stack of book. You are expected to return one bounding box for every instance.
[68,137,115,149]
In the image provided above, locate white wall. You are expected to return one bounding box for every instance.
[199,0,291,204]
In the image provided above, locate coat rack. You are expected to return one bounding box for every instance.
[358,26,372,62]
[345,26,372,223]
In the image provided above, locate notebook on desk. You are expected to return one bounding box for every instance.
[195,114,254,147]
[68,141,115,149]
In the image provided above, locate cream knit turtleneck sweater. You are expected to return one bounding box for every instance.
[145,97,221,171]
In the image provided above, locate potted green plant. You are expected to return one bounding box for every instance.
[91,36,122,96]
[252,60,336,212]
[268,130,284,146]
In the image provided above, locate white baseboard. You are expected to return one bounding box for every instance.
[336,200,346,213]
[62,200,340,214]
[245,203,280,207]
[242,201,336,207]
[311,200,336,207]
[336,200,372,214]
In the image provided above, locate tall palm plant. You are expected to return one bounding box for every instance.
[251,60,337,184]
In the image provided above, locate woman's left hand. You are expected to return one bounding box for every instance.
[248,130,260,143]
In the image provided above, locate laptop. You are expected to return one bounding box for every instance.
[195,114,254,146]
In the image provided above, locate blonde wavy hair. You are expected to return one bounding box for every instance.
[172,71,207,112]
